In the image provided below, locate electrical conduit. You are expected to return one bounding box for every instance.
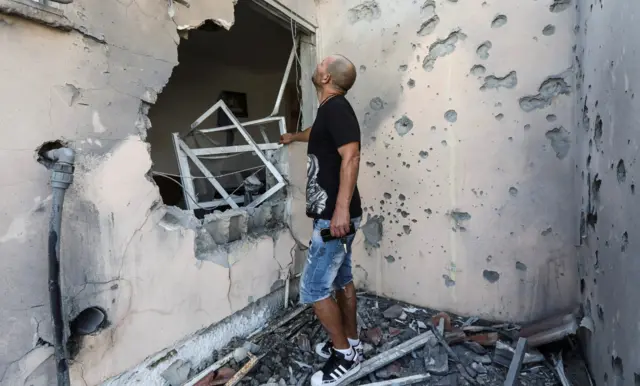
[39,147,75,386]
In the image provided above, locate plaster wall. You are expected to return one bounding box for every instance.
[0,1,301,385]
[574,0,640,383]
[315,0,580,322]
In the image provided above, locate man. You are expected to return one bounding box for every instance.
[279,54,363,386]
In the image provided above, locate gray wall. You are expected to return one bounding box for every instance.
[575,0,640,383]
[316,0,579,322]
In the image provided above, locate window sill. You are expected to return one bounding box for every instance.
[0,0,73,30]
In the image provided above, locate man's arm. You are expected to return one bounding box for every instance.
[330,142,360,237]
[279,127,311,144]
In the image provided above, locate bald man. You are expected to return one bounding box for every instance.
[280,55,363,386]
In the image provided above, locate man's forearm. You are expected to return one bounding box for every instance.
[336,155,360,211]
[292,127,312,142]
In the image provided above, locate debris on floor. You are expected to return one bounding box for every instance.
[177,294,592,386]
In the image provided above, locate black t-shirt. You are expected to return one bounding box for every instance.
[306,95,363,220]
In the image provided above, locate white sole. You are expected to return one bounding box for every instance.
[321,362,362,386]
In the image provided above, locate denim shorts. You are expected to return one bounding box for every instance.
[299,217,361,304]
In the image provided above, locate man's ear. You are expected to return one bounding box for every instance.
[322,73,332,85]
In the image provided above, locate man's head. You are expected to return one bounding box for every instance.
[312,54,357,94]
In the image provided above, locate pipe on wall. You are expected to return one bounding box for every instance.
[39,147,75,386]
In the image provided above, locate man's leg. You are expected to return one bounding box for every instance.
[335,282,358,341]
[300,219,360,386]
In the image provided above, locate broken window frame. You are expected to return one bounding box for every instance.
[173,44,297,212]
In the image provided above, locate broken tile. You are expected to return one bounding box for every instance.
[383,304,404,319]
[424,344,448,375]
[467,332,499,346]
[364,327,384,346]
[431,312,452,332]
[462,341,487,355]
[194,367,236,386]
[375,361,403,379]
[389,327,403,337]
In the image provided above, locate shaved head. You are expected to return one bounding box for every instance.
[312,54,358,94]
[327,55,357,93]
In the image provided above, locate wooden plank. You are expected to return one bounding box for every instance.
[342,331,434,384]
[359,374,431,386]
[504,338,528,386]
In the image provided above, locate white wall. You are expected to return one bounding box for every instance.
[315,0,579,322]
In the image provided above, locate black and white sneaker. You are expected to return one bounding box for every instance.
[315,341,364,362]
[310,349,361,386]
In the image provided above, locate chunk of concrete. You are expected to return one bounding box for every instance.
[161,359,191,386]
[383,304,404,319]
[203,209,249,244]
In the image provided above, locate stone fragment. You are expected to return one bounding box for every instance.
[462,341,487,355]
[383,304,404,319]
[472,362,488,374]
[364,327,384,346]
[424,343,449,375]
[375,361,403,379]
[161,359,191,386]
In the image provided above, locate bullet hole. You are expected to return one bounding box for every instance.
[444,109,458,123]
[361,215,384,247]
[425,208,432,214]
[634,373,640,386]
[399,64,408,72]
[417,15,440,36]
[360,65,367,73]
[604,373,608,382]
[394,115,414,136]
[597,304,604,322]
[631,184,635,194]
[401,211,409,218]
[470,65,486,76]
[542,24,556,36]
[519,75,571,112]
[550,0,571,12]
[384,192,392,199]
[399,194,406,201]
[385,255,396,263]
[347,1,382,24]
[621,231,628,252]
[508,187,518,196]
[431,126,436,130]
[422,29,467,71]
[366,161,376,167]
[612,356,623,379]
[483,270,500,283]
[370,97,385,111]
[516,261,528,271]
[481,71,518,91]
[617,160,626,183]
[419,150,429,159]
[407,79,416,88]
[546,114,557,122]
[476,41,492,60]
[449,211,471,229]
[443,274,456,287]
[421,0,436,15]
[580,278,585,294]
[441,140,448,146]
[541,227,553,236]
[524,124,531,130]
[545,127,571,159]
[495,113,504,121]
[403,225,411,234]
[491,14,507,28]
[594,114,603,142]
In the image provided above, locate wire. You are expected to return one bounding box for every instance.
[151,173,210,211]
[289,17,304,133]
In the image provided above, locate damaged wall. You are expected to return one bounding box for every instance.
[315,0,579,322]
[0,0,309,384]
[574,0,640,383]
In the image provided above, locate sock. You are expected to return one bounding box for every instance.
[348,338,361,347]
[335,347,355,361]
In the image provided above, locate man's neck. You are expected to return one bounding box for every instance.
[318,88,343,106]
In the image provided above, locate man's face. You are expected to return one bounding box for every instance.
[312,57,331,87]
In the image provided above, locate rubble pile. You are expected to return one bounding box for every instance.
[165,295,592,386]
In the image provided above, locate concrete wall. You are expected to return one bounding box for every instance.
[314,0,579,322]
[574,0,640,384]
[0,0,310,384]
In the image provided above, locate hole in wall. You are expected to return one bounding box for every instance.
[70,306,107,335]
[634,372,639,386]
[612,356,624,380]
[580,278,585,294]
[145,1,302,218]
[597,304,605,323]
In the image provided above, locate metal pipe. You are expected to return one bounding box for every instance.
[39,147,75,386]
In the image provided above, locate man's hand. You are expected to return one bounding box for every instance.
[279,133,295,145]
[330,205,350,238]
